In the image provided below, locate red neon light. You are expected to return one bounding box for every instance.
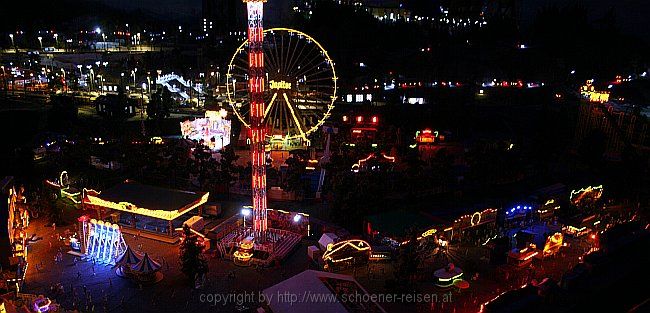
[356,116,363,123]
[371,116,378,123]
[246,0,268,240]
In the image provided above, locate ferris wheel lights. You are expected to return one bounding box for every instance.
[227,28,336,142]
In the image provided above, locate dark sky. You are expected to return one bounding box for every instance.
[91,0,648,41]
[520,0,649,41]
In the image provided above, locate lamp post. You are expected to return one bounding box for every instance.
[97,74,103,93]
[140,82,147,113]
[76,65,83,90]
[241,208,251,228]
[1,66,6,98]
[60,68,66,92]
[37,36,43,50]
[53,34,58,47]
[89,68,95,92]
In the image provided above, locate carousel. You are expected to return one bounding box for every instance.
[434,263,465,288]
[131,253,163,284]
[114,246,163,284]
[233,237,254,266]
[114,246,143,278]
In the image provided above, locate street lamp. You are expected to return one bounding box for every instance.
[97,74,103,92]
[241,208,251,227]
[140,82,147,108]
[9,34,14,48]
[53,33,58,47]
[89,68,94,92]
[37,36,43,50]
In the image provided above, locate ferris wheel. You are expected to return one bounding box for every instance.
[226,28,337,144]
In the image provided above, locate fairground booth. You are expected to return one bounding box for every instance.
[365,206,500,249]
[83,180,208,240]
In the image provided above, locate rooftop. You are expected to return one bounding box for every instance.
[86,181,209,220]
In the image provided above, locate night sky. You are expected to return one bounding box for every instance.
[89,0,648,41]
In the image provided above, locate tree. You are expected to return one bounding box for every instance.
[394,230,420,289]
[178,225,208,285]
[284,153,306,195]
[147,88,172,121]
[218,145,240,185]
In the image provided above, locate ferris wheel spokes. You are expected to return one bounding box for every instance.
[282,93,308,141]
[227,28,336,144]
[263,92,278,119]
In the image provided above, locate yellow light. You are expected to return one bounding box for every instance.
[269,80,292,90]
[226,27,337,140]
[421,228,437,238]
[438,273,463,282]
[85,192,209,221]
[322,239,371,262]
[522,251,538,261]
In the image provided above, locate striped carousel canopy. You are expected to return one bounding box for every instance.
[131,253,161,274]
[115,246,143,267]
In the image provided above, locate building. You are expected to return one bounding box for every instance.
[201,0,245,38]
[1,177,28,292]
[83,180,209,241]
[574,102,649,159]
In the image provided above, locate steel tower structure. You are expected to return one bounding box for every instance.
[244,0,268,240]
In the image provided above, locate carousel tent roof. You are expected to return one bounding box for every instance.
[115,246,142,266]
[131,253,161,274]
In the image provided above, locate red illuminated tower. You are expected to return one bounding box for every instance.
[244,0,268,240]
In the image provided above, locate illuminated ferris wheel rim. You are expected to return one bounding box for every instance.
[226,27,338,140]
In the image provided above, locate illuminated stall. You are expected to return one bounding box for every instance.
[322,239,371,270]
[507,244,539,268]
[351,152,396,172]
[180,109,231,151]
[413,129,446,160]
[266,209,310,236]
[1,177,29,292]
[580,80,610,103]
[570,185,603,208]
[83,181,209,240]
[504,204,535,227]
[77,216,127,265]
[452,208,498,243]
[542,232,563,257]
[536,198,560,221]
[365,210,446,248]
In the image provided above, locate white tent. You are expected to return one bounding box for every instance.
[318,233,338,251]
[307,245,319,260]
[262,270,385,313]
